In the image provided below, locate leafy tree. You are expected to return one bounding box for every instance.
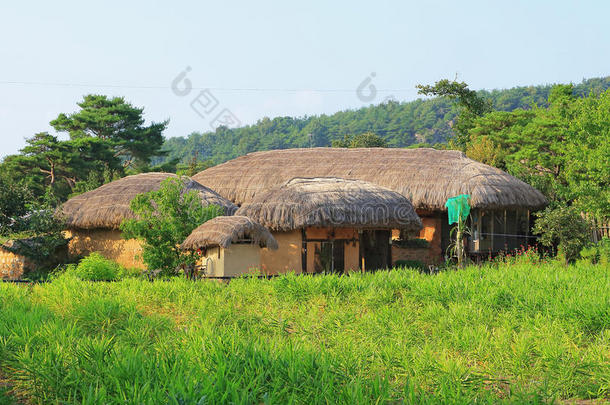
[467,85,610,217]
[0,175,32,235]
[4,133,121,201]
[533,206,591,264]
[2,187,67,266]
[19,132,68,186]
[416,79,492,148]
[175,151,214,177]
[51,94,168,169]
[2,95,168,203]
[465,136,505,167]
[70,167,121,197]
[416,79,491,116]
[562,90,610,217]
[120,177,223,274]
[579,237,610,265]
[331,132,388,148]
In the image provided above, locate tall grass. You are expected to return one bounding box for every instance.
[0,261,608,404]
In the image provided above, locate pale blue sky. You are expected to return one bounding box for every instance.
[1,0,609,157]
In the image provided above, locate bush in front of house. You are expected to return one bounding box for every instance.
[580,237,610,265]
[66,253,126,281]
[120,177,223,276]
[392,238,430,249]
[533,206,591,263]
[394,259,426,271]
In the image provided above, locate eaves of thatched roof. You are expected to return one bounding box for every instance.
[61,173,237,230]
[193,148,548,211]
[181,215,278,250]
[235,177,423,232]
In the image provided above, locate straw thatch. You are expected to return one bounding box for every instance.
[62,173,237,230]
[235,177,423,232]
[181,215,278,250]
[193,148,548,211]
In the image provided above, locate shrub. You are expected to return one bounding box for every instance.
[392,238,430,249]
[68,253,125,281]
[533,206,591,263]
[492,245,547,266]
[120,177,223,276]
[580,237,610,265]
[0,176,31,235]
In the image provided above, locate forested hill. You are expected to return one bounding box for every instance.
[157,76,610,165]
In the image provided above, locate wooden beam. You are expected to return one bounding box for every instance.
[504,209,507,251]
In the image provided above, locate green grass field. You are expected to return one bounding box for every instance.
[0,261,609,404]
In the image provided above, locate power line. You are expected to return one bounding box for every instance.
[0,80,414,93]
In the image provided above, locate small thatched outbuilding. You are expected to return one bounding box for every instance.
[236,177,422,274]
[194,148,548,263]
[62,172,237,269]
[181,216,278,278]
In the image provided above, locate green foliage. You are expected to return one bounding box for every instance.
[417,79,492,148]
[153,77,610,167]
[1,188,67,266]
[468,86,610,217]
[0,262,608,403]
[51,94,168,169]
[392,238,430,248]
[491,245,548,266]
[580,237,610,265]
[65,253,126,281]
[120,177,223,274]
[331,131,388,148]
[175,151,215,177]
[465,135,505,167]
[2,132,121,201]
[533,207,591,263]
[1,94,168,203]
[417,79,492,116]
[70,167,121,198]
[393,259,426,271]
[0,175,31,235]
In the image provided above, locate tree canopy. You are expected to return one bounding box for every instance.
[1,95,169,203]
[153,76,610,167]
[51,95,168,169]
[466,85,609,217]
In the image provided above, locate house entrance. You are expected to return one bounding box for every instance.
[313,241,345,273]
[360,230,391,271]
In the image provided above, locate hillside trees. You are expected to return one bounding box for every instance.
[331,132,388,148]
[155,77,610,167]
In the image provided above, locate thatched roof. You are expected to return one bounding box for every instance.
[62,173,237,230]
[193,148,548,211]
[235,177,422,232]
[181,216,278,250]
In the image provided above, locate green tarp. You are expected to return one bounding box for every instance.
[445,194,471,225]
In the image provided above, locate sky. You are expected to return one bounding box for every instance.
[1,0,609,158]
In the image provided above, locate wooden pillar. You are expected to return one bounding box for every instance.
[301,229,307,273]
[476,210,482,252]
[526,209,530,247]
[503,209,508,251]
[489,210,496,252]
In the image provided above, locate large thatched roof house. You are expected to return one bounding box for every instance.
[181,216,278,278]
[234,177,422,274]
[194,148,548,263]
[62,172,237,269]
